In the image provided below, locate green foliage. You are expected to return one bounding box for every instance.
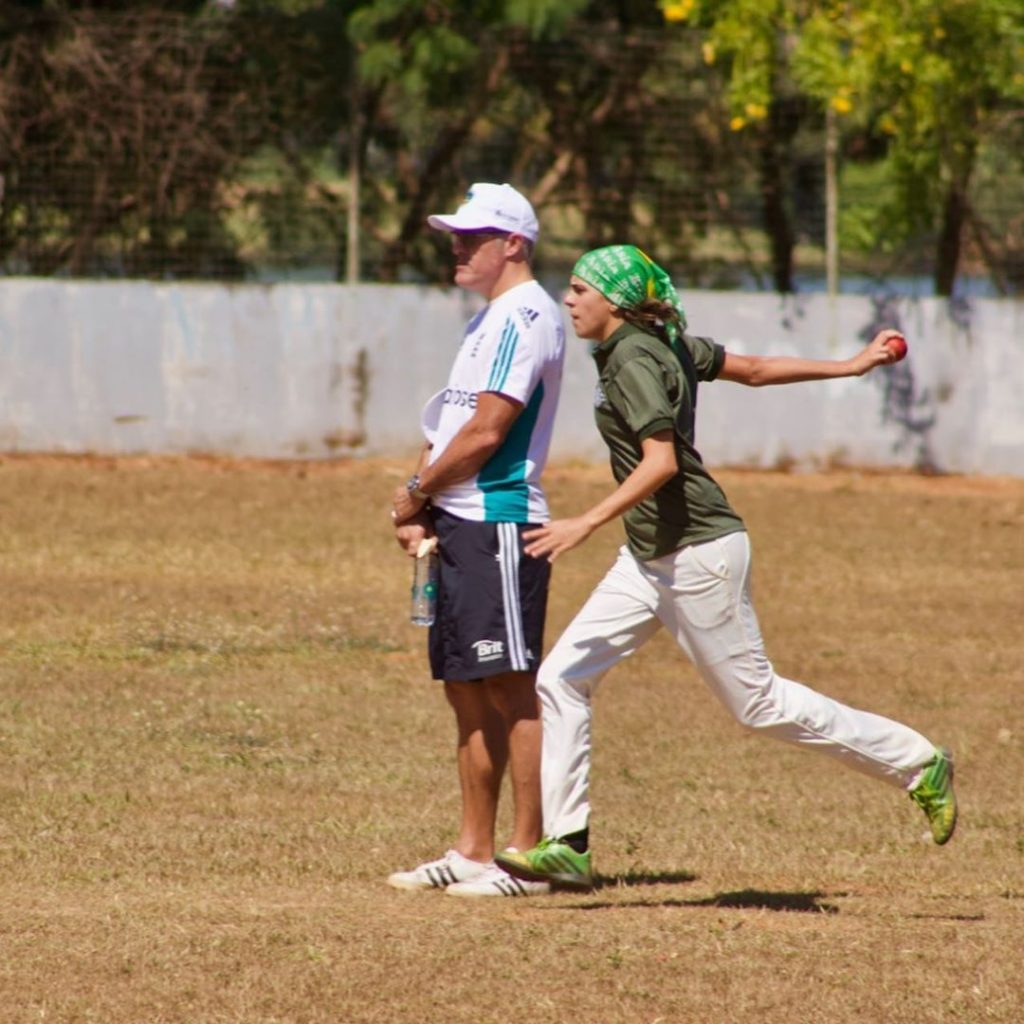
[2,0,1023,289]
[837,160,901,256]
[350,7,480,97]
[504,0,591,36]
[226,147,347,274]
[661,0,795,125]
[793,0,1024,286]
[796,0,1024,215]
[660,0,1024,289]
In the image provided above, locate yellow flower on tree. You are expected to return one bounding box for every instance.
[661,0,694,23]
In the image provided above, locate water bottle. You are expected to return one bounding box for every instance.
[410,537,439,626]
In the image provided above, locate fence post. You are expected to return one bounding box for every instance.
[825,105,839,348]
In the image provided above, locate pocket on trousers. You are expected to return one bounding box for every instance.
[675,539,735,631]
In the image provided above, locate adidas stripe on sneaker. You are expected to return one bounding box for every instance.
[447,863,550,897]
[387,849,489,891]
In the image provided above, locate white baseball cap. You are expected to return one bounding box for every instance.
[427,182,539,243]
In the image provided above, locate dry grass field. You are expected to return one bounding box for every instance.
[1,454,1022,1024]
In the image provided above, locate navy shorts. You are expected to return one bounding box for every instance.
[428,508,551,682]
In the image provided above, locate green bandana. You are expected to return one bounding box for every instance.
[572,245,686,342]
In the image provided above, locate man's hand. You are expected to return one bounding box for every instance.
[392,484,427,525]
[393,507,433,556]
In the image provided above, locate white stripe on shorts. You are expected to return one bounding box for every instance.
[497,522,528,671]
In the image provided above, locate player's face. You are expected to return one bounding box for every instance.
[450,230,511,296]
[564,276,621,341]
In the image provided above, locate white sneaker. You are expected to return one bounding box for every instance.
[387,849,490,891]
[446,863,551,898]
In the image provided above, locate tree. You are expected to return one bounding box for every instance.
[343,0,601,281]
[506,6,717,267]
[793,0,1024,295]
[660,0,817,292]
[0,5,266,276]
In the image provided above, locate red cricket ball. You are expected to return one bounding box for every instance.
[885,334,908,362]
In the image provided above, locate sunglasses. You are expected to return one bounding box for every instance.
[450,230,510,250]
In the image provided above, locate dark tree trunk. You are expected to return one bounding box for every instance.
[758,130,795,293]
[934,181,969,297]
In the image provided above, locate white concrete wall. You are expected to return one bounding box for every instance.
[1,278,1021,475]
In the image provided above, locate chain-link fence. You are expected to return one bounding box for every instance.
[2,7,1022,294]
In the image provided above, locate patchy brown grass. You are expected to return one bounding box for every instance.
[0,455,1022,1023]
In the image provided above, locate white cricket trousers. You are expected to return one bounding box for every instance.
[538,531,936,838]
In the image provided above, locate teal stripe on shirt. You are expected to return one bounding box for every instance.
[480,381,544,522]
[487,317,519,392]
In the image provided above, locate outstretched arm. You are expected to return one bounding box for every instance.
[523,431,678,562]
[719,329,905,387]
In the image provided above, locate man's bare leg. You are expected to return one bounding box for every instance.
[485,671,543,853]
[444,680,508,863]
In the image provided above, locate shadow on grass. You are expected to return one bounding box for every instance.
[684,889,841,914]
[560,882,842,915]
[596,870,699,889]
[907,911,985,922]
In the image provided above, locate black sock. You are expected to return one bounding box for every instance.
[559,828,588,854]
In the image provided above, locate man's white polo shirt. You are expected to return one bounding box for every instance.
[421,279,564,523]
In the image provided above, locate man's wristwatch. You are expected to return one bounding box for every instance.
[405,474,430,501]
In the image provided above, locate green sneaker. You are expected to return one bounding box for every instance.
[495,838,594,891]
[909,747,958,845]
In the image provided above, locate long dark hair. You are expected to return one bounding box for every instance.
[619,298,683,349]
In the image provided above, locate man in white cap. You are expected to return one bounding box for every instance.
[388,183,565,897]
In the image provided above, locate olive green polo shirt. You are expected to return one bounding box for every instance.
[591,324,745,561]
